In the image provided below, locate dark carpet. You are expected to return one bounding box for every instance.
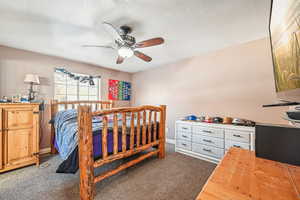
[0,144,216,200]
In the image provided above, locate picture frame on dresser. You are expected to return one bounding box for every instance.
[175,120,255,164]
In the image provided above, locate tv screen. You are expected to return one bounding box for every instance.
[269,0,300,102]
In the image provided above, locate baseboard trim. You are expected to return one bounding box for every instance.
[166,138,175,144]
[39,147,51,155]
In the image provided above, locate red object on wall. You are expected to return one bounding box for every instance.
[108,79,119,100]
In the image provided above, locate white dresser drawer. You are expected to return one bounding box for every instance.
[193,126,224,139]
[192,143,224,159]
[176,140,192,151]
[177,131,192,141]
[177,124,192,133]
[225,140,250,150]
[192,134,224,148]
[225,129,250,143]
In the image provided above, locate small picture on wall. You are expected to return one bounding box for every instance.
[108,79,131,101]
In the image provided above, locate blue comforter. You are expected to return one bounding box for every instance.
[54,109,103,160]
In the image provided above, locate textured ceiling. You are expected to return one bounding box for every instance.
[0,0,271,73]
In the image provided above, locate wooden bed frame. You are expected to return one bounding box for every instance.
[50,100,166,200]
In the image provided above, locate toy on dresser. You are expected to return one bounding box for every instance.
[182,115,255,127]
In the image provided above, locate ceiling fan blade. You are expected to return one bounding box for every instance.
[135,37,164,48]
[81,45,115,49]
[134,51,152,62]
[116,56,125,64]
[102,22,124,43]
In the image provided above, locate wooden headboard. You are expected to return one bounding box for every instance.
[50,100,114,154]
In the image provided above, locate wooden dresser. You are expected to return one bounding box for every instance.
[0,103,40,173]
[196,148,300,200]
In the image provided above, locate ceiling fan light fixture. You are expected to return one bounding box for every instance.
[118,46,134,58]
[83,22,164,63]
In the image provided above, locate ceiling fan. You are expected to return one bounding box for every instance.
[82,22,164,64]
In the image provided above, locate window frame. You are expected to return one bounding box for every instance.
[54,70,101,101]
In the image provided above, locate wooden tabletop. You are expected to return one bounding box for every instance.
[196,147,300,200]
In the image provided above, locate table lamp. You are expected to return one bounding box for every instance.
[24,74,40,101]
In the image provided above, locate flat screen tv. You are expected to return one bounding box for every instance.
[269,0,300,103]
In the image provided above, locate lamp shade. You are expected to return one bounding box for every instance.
[24,74,40,85]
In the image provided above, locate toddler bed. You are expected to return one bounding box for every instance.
[50,100,166,200]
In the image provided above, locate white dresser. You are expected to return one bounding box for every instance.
[175,120,255,163]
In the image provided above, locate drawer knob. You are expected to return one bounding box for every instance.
[181,143,187,146]
[233,145,241,148]
[203,139,212,143]
[203,148,212,152]
[233,134,241,138]
[182,135,188,138]
[181,127,188,130]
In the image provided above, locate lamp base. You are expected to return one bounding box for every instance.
[28,82,35,101]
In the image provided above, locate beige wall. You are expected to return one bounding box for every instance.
[0,46,132,148]
[0,38,289,145]
[132,38,287,139]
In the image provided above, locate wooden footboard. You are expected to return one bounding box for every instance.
[78,105,166,200]
[50,100,113,154]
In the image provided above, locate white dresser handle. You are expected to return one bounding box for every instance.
[203,139,212,143]
[203,130,212,133]
[181,127,188,130]
[181,143,187,146]
[203,148,212,152]
[233,134,241,138]
[182,135,188,138]
[233,145,241,148]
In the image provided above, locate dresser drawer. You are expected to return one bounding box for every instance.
[193,126,224,139]
[177,124,192,133]
[192,134,224,148]
[225,140,250,150]
[192,143,224,159]
[177,131,192,141]
[225,129,250,143]
[5,108,34,130]
[176,140,192,151]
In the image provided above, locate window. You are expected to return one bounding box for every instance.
[54,71,101,101]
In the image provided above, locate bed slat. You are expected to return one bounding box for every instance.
[113,113,118,154]
[148,111,152,144]
[130,112,135,150]
[153,112,157,141]
[142,111,147,145]
[122,113,127,152]
[136,112,141,148]
[102,117,108,159]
